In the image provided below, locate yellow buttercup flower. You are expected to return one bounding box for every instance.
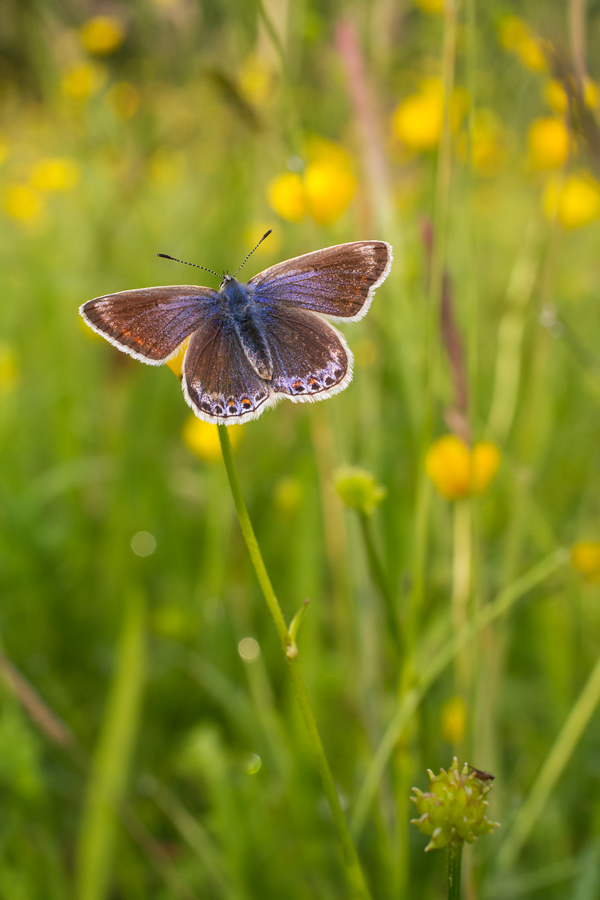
[268,139,356,225]
[465,110,506,176]
[544,79,568,115]
[441,696,466,745]
[268,172,305,222]
[79,16,125,55]
[497,15,546,72]
[392,79,467,152]
[31,158,80,192]
[528,117,570,170]
[182,416,243,462]
[584,78,600,109]
[303,159,356,225]
[415,0,443,13]
[392,90,443,151]
[238,54,274,107]
[4,185,43,222]
[108,82,140,118]
[425,435,501,500]
[543,172,600,229]
[166,337,190,377]
[61,62,105,100]
[148,147,184,188]
[571,542,600,582]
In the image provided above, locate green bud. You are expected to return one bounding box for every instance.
[334,467,387,516]
[410,758,500,851]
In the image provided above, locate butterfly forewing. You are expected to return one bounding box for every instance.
[182,313,274,423]
[248,241,392,321]
[80,285,218,364]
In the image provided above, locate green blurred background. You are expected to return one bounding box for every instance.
[3,0,600,897]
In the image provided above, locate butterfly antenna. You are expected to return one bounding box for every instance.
[232,230,272,277]
[157,254,221,279]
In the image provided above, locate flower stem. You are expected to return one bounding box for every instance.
[447,838,464,900]
[217,425,372,900]
[358,512,402,654]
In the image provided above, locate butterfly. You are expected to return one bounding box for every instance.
[80,236,393,425]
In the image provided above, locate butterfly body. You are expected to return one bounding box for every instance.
[80,240,393,425]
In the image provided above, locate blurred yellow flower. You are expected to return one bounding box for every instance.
[304,159,356,225]
[149,147,184,188]
[415,0,443,13]
[31,157,79,192]
[528,117,570,170]
[274,477,303,515]
[268,140,356,226]
[584,78,600,109]
[0,344,18,391]
[464,110,506,176]
[441,695,466,744]
[543,172,600,229]
[79,16,125,55]
[108,82,140,118]
[61,62,105,100]
[238,54,274,107]
[182,416,243,462]
[571,542,600,582]
[392,79,467,152]
[392,90,443,151]
[497,15,546,72]
[544,79,568,114]
[166,337,190,377]
[0,138,8,167]
[268,172,305,222]
[426,435,501,500]
[4,185,43,222]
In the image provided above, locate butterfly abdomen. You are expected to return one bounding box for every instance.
[222,277,274,381]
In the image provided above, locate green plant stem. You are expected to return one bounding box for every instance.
[447,839,464,900]
[217,425,372,900]
[359,512,402,654]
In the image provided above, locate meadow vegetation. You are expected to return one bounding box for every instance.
[2,1,600,897]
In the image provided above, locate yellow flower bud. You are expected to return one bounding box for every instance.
[528,117,570,170]
[571,542,600,582]
[79,16,125,56]
[425,436,501,500]
[543,172,600,229]
[335,467,387,516]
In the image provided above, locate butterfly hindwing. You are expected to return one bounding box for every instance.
[248,241,392,322]
[80,285,218,364]
[257,305,351,401]
[182,312,274,423]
